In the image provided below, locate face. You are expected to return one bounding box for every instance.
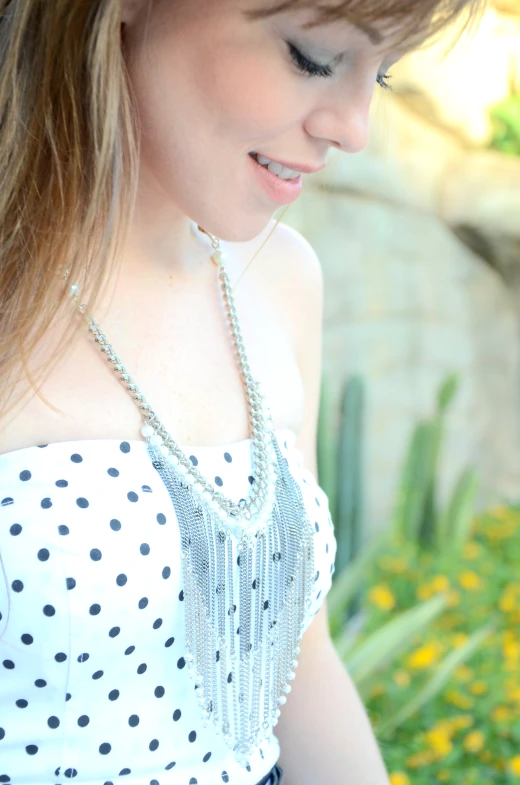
[121,0,409,242]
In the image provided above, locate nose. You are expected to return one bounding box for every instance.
[303,80,374,154]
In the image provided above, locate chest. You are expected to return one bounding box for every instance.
[0,253,304,453]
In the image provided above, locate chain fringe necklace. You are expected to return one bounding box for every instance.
[65,226,315,769]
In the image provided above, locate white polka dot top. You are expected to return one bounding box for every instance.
[0,428,337,785]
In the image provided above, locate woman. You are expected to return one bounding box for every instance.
[0,1,483,784]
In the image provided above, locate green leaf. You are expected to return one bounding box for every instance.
[437,467,479,553]
[437,373,459,413]
[344,594,449,696]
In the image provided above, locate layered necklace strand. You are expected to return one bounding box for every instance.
[65,228,315,769]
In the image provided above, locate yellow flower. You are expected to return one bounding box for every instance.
[389,773,410,785]
[458,571,482,590]
[492,706,511,722]
[499,583,520,613]
[462,542,481,560]
[452,633,469,648]
[445,689,475,710]
[463,730,485,753]
[454,664,474,683]
[437,770,451,781]
[406,643,441,670]
[368,584,396,611]
[446,590,461,608]
[406,749,437,768]
[393,670,411,688]
[508,756,520,776]
[503,640,520,662]
[469,680,488,695]
[417,584,434,600]
[425,728,453,757]
[431,575,450,592]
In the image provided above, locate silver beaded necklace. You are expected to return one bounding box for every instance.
[65,227,315,769]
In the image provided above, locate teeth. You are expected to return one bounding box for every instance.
[254,153,300,180]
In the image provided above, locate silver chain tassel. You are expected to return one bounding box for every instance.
[65,227,316,769]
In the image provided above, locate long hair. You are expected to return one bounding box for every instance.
[0,0,485,421]
[0,0,139,420]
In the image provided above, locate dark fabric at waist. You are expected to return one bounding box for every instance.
[256,762,284,785]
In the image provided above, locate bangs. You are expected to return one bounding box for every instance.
[245,0,486,53]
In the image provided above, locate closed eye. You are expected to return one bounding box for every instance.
[287,41,394,91]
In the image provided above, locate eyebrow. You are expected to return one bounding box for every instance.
[354,21,383,46]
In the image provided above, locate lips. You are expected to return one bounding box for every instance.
[249,152,325,175]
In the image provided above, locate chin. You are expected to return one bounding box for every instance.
[192,210,275,245]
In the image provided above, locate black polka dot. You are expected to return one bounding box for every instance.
[43,604,55,617]
[55,653,67,662]
[110,519,121,531]
[77,715,90,727]
[21,634,33,645]
[25,744,38,755]
[179,590,184,601]
[77,653,89,663]
[1,497,13,506]
[215,476,223,487]
[137,663,147,675]
[64,768,77,778]
[16,699,28,708]
[222,772,229,783]
[140,543,150,555]
[127,491,138,503]
[120,441,131,453]
[172,709,181,721]
[203,751,212,762]
[177,657,185,669]
[138,597,148,609]
[224,452,232,463]
[162,566,171,580]
[9,523,22,535]
[19,470,31,481]
[119,768,131,776]
[76,497,89,508]
[89,604,101,615]
[116,574,127,586]
[92,670,104,679]
[47,716,60,729]
[109,626,120,638]
[37,548,50,561]
[248,475,254,485]
[58,525,70,535]
[188,730,197,743]
[142,484,152,493]
[315,521,320,532]
[227,672,232,683]
[0,775,9,784]
[153,618,163,630]
[66,577,76,590]
[107,468,119,477]
[189,779,198,785]
[56,479,68,488]
[108,689,119,701]
[189,455,198,466]
[0,727,4,740]
[35,679,47,688]
[70,453,83,463]
[2,660,14,669]
[125,646,135,655]
[41,497,52,509]
[165,762,176,770]
[12,580,23,593]
[90,549,102,561]
[154,686,165,698]
[156,513,166,525]
[66,692,71,701]
[99,743,111,755]
[128,714,139,727]
[149,739,159,751]
[165,637,174,648]
[150,780,159,785]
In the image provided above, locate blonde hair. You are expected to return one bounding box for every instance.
[0,0,485,420]
[0,0,139,418]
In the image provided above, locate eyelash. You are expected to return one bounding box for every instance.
[286,41,393,91]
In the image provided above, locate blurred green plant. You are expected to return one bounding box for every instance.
[319,371,513,782]
[488,91,520,157]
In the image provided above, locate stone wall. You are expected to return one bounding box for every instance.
[282,3,520,538]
